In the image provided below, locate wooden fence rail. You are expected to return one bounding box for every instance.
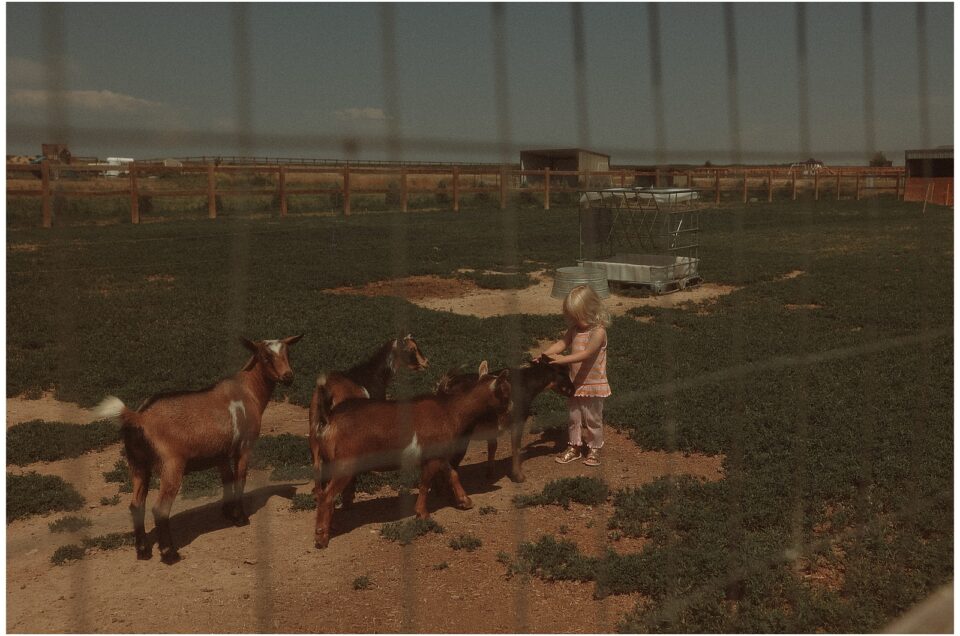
[6,161,907,228]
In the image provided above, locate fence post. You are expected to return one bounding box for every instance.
[207,164,217,219]
[130,162,140,224]
[792,170,797,200]
[814,170,820,201]
[499,165,507,209]
[343,166,351,216]
[855,172,861,201]
[715,169,721,204]
[767,170,773,202]
[896,172,903,199]
[452,166,460,212]
[400,168,408,213]
[836,171,842,201]
[742,172,748,203]
[687,170,693,189]
[544,167,551,210]
[41,160,52,228]
[620,170,626,187]
[277,164,287,217]
[655,167,661,187]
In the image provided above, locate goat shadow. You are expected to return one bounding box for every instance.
[328,429,566,538]
[143,483,298,553]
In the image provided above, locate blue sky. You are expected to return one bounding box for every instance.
[5,2,954,165]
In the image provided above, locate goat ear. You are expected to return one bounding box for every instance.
[239,336,259,353]
[282,334,304,346]
[477,360,489,376]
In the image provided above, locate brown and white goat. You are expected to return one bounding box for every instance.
[95,335,303,564]
[314,364,511,548]
[307,335,427,502]
[435,355,574,483]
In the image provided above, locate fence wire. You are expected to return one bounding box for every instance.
[7,2,950,633]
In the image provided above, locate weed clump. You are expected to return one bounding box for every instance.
[7,419,120,466]
[290,493,316,511]
[448,533,482,552]
[51,544,86,565]
[380,518,443,545]
[8,472,85,522]
[352,575,372,590]
[512,476,609,509]
[48,515,93,533]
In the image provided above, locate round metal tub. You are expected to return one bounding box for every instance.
[550,266,610,300]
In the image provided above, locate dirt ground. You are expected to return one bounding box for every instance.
[326,270,738,318]
[7,395,723,633]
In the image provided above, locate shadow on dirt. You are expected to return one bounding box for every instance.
[144,484,298,555]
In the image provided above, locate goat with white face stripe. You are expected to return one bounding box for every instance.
[95,334,303,564]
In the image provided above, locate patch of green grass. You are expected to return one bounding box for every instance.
[180,469,221,499]
[7,419,120,466]
[380,517,444,545]
[269,464,313,481]
[250,434,310,471]
[51,544,87,566]
[290,493,316,511]
[512,476,610,509]
[48,515,93,533]
[82,532,135,551]
[7,201,953,632]
[478,505,497,515]
[506,535,597,583]
[7,472,85,522]
[458,269,536,290]
[352,575,372,590]
[354,469,420,494]
[448,533,482,552]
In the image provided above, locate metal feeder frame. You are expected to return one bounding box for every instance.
[578,187,705,294]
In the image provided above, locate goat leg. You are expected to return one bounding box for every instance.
[486,439,498,479]
[231,451,251,526]
[152,462,184,564]
[415,459,447,519]
[217,460,240,523]
[315,475,351,549]
[509,420,526,483]
[129,466,152,560]
[442,462,473,510]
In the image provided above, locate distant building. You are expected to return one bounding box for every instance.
[790,158,824,176]
[41,143,71,163]
[904,147,953,206]
[519,148,610,186]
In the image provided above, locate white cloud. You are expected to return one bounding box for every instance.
[334,107,388,122]
[9,88,169,114]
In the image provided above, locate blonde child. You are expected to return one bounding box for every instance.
[541,284,611,466]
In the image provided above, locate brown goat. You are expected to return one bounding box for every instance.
[435,355,574,482]
[314,364,511,549]
[307,335,428,505]
[95,335,303,564]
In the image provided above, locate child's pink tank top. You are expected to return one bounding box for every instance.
[571,327,611,398]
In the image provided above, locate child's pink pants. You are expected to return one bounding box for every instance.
[566,396,605,449]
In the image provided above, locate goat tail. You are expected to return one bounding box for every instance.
[94,395,138,427]
[309,374,332,438]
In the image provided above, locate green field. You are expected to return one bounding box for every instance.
[6,199,952,632]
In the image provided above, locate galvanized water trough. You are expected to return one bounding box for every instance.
[550,265,610,299]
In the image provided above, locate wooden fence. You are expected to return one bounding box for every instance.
[6,161,907,228]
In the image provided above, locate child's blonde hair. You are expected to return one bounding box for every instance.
[562,285,611,328]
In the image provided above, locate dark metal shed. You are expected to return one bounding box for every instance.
[520,148,610,186]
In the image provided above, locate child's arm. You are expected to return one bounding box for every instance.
[549,327,605,365]
[540,327,575,357]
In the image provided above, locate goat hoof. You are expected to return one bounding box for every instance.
[314,537,329,549]
[457,497,473,510]
[160,550,182,565]
[511,471,526,483]
[135,549,152,561]
[234,515,250,527]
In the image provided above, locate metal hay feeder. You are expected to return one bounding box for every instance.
[577,187,706,294]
